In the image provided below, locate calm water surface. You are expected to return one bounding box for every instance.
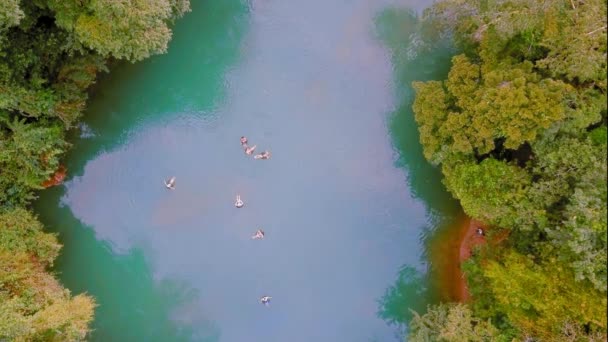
[36,0,459,341]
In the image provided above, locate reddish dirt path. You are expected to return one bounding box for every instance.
[456,218,488,302]
[42,165,67,188]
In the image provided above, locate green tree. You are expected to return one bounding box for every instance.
[533,134,607,291]
[414,55,570,161]
[0,0,24,32]
[48,0,191,62]
[0,116,68,207]
[442,158,533,229]
[408,303,500,342]
[409,0,607,340]
[0,208,60,265]
[0,209,96,341]
[0,1,190,339]
[485,252,607,340]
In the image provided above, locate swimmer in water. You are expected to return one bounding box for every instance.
[164,176,176,190]
[240,136,248,145]
[251,229,265,239]
[254,151,271,160]
[245,145,257,155]
[260,296,272,306]
[235,194,244,208]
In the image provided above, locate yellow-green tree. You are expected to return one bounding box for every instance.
[0,209,96,341]
[409,0,607,340]
[409,303,500,342]
[485,252,607,340]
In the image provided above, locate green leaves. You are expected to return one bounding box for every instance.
[443,158,532,228]
[0,1,190,340]
[0,117,68,207]
[485,252,607,339]
[0,208,60,267]
[409,303,500,342]
[410,0,607,340]
[415,54,570,159]
[0,0,24,32]
[0,209,96,341]
[49,0,191,62]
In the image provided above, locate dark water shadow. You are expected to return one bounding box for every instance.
[373,6,462,329]
[35,186,198,341]
[62,0,251,180]
[377,265,434,338]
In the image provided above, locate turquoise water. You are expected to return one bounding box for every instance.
[36,1,459,340]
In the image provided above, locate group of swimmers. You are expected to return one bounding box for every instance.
[163,135,272,306]
[239,136,271,306]
[240,136,271,160]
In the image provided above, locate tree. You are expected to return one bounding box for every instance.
[0,116,68,207]
[414,54,571,161]
[0,209,96,341]
[409,0,607,340]
[48,0,191,62]
[0,208,60,265]
[442,158,533,229]
[0,1,190,339]
[409,303,500,342]
[485,252,607,340]
[0,0,24,32]
[530,134,608,291]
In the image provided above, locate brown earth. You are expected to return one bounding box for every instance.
[42,165,67,188]
[456,218,488,302]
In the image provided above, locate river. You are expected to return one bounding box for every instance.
[35,0,459,341]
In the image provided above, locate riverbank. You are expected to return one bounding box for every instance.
[430,214,491,303]
[457,217,488,302]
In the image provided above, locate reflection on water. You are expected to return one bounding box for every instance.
[375,4,461,330]
[36,0,461,341]
[37,186,194,341]
[378,265,429,326]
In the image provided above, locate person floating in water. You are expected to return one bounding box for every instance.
[260,295,272,306]
[254,150,271,160]
[164,176,176,190]
[245,144,257,155]
[476,227,484,236]
[252,229,265,240]
[240,136,248,145]
[235,194,244,208]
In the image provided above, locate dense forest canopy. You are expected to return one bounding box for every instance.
[0,1,189,340]
[409,0,607,340]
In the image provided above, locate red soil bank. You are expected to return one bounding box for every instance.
[456,218,488,302]
[42,165,67,188]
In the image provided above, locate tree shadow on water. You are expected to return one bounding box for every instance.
[377,265,435,331]
[62,0,251,180]
[374,7,458,218]
[34,186,200,342]
[374,8,459,334]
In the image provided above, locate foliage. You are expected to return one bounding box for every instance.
[485,252,607,340]
[0,0,24,32]
[48,0,191,62]
[0,208,60,266]
[0,0,190,340]
[413,54,570,162]
[531,135,608,290]
[409,0,607,340]
[408,303,501,342]
[0,116,68,207]
[443,158,532,228]
[0,209,96,341]
[0,251,96,341]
